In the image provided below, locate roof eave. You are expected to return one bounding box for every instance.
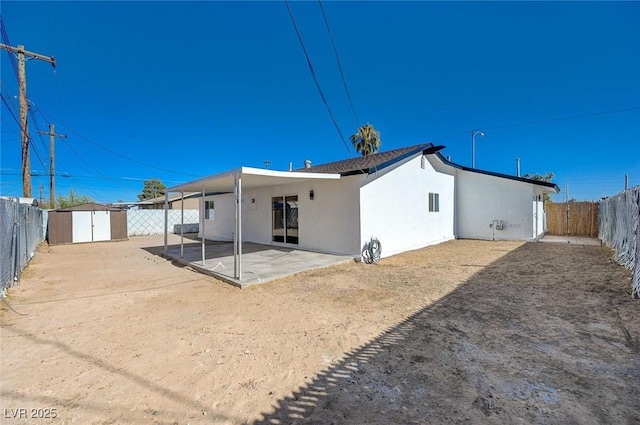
[365,143,436,175]
[436,152,560,193]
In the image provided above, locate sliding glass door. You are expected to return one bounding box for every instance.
[272,195,298,244]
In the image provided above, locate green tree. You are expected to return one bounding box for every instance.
[350,123,381,156]
[524,172,555,202]
[138,178,166,201]
[57,188,95,208]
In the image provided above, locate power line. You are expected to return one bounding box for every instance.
[28,110,51,171]
[0,91,20,127]
[0,19,51,171]
[34,107,200,178]
[0,40,56,198]
[284,0,353,156]
[1,88,49,173]
[1,82,50,172]
[0,15,19,77]
[434,107,640,144]
[434,130,470,143]
[27,134,49,172]
[56,136,134,192]
[0,81,53,164]
[318,0,359,127]
[0,169,184,184]
[478,107,640,132]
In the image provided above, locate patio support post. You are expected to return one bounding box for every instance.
[233,173,243,280]
[180,190,184,258]
[238,173,242,280]
[201,185,206,266]
[233,175,238,279]
[163,192,169,252]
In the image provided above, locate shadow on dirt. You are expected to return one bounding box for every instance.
[255,243,639,424]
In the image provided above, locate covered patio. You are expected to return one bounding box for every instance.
[161,238,352,288]
[162,166,347,287]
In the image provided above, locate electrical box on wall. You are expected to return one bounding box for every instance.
[490,220,505,230]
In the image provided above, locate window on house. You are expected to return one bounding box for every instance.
[429,193,439,212]
[205,200,215,220]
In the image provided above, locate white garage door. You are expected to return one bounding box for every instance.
[72,211,93,243]
[92,211,111,241]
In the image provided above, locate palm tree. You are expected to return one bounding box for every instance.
[350,123,381,156]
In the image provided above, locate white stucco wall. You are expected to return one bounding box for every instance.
[359,155,456,258]
[456,170,538,241]
[199,193,235,241]
[199,177,362,256]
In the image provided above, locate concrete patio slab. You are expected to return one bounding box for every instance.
[160,240,354,288]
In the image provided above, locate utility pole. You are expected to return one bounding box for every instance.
[37,123,66,208]
[0,43,56,198]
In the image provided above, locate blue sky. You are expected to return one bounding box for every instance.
[1,1,638,203]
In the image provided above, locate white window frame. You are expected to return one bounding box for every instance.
[429,193,439,212]
[205,200,215,220]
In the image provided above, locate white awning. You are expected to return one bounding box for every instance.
[166,166,341,194]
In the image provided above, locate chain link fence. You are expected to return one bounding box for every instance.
[128,209,199,236]
[599,186,640,298]
[1,198,46,296]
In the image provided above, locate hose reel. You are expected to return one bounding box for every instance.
[362,237,382,264]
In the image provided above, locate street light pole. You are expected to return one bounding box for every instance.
[471,129,484,168]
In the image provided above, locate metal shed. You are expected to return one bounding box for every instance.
[47,203,127,245]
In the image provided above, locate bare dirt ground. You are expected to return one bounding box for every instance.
[1,235,638,425]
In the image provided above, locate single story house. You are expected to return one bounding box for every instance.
[164,143,559,279]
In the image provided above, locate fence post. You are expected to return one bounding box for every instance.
[24,206,29,264]
[13,198,21,283]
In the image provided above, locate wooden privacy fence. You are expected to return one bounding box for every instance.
[546,202,599,237]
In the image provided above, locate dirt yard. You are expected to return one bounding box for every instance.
[1,235,638,425]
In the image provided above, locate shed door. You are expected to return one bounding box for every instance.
[72,211,93,243]
[92,211,111,241]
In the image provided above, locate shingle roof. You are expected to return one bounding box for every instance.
[297,143,433,176]
[295,142,560,192]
